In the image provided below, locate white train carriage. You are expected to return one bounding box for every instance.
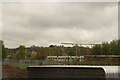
[47,56,84,61]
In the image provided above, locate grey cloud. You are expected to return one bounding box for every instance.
[2,2,118,48]
[25,2,117,29]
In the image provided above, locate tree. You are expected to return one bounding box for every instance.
[37,47,48,60]
[91,44,102,55]
[16,45,26,60]
[110,40,118,55]
[101,42,110,55]
[2,41,8,60]
[0,40,2,59]
[16,50,21,60]
[36,53,46,60]
[118,39,120,55]
[49,45,55,48]
[31,51,37,60]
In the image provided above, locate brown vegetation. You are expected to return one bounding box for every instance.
[2,65,26,79]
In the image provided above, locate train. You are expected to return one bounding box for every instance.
[47,55,120,62]
[27,65,120,80]
[47,56,84,61]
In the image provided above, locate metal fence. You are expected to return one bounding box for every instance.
[3,59,43,65]
[3,58,119,66]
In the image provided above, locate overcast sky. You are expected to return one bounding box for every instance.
[2,2,118,48]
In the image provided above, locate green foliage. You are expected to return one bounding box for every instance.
[110,40,118,55]
[92,39,119,55]
[91,44,102,55]
[49,46,62,56]
[16,45,26,60]
[101,42,110,55]
[64,46,91,56]
[31,51,37,60]
[2,39,120,61]
[77,46,91,55]
[0,40,2,59]
[36,53,46,60]
[2,42,8,59]
[36,47,48,60]
[118,39,120,55]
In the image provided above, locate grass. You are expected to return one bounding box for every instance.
[44,59,119,66]
[4,61,41,70]
[78,59,119,66]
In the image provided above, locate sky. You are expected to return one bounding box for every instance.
[2,2,118,48]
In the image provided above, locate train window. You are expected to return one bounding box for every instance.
[27,66,105,79]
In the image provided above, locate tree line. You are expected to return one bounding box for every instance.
[1,39,120,60]
[92,39,120,55]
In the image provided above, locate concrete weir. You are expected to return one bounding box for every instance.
[27,65,119,80]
